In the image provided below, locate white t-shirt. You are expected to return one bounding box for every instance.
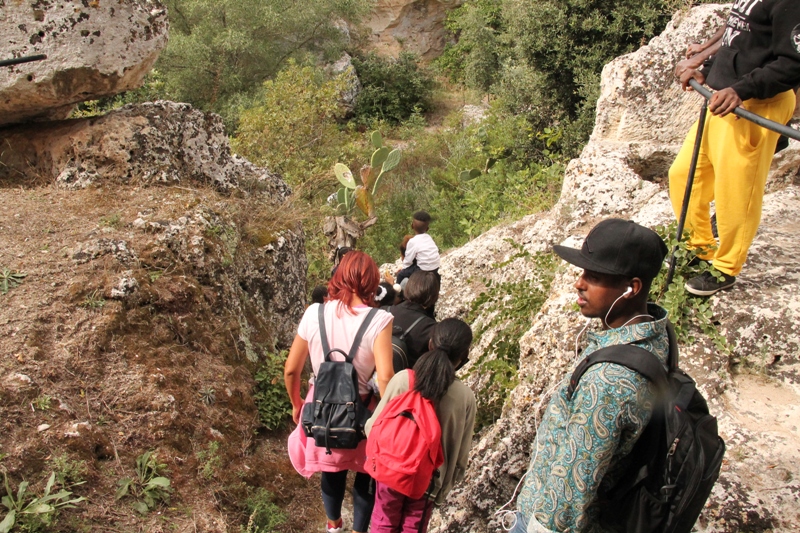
[402,233,440,270]
[297,301,393,395]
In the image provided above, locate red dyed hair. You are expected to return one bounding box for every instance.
[327,250,380,312]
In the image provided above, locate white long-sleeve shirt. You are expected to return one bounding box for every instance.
[402,233,440,270]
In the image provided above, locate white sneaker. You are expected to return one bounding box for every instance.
[326,521,343,533]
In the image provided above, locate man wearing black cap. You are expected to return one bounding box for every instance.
[511,219,670,533]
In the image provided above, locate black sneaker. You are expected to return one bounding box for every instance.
[685,270,736,296]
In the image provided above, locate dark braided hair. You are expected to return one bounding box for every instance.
[412,318,473,404]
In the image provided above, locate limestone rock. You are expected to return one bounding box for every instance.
[0,0,168,126]
[328,53,361,114]
[367,0,464,60]
[0,101,291,196]
[432,4,800,532]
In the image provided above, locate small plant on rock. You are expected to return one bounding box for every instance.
[0,269,26,295]
[253,351,293,431]
[31,395,52,412]
[650,223,731,354]
[1,471,86,533]
[49,454,88,489]
[196,441,222,480]
[79,290,105,310]
[115,451,171,515]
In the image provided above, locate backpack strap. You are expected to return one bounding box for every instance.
[400,315,426,340]
[567,344,669,401]
[347,308,379,360]
[666,320,679,372]
[407,369,415,390]
[318,303,331,359]
[317,304,380,363]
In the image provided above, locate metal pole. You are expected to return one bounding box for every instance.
[0,54,47,68]
[689,79,800,141]
[664,98,708,290]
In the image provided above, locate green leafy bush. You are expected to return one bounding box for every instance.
[115,451,172,515]
[352,52,434,124]
[359,111,564,265]
[650,224,731,354]
[253,351,293,430]
[441,0,717,158]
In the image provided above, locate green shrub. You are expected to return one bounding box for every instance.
[239,488,285,533]
[465,249,557,430]
[232,62,354,192]
[352,52,434,124]
[650,223,731,354]
[358,111,564,265]
[253,351,293,431]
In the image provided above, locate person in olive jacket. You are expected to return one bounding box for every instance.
[390,271,439,369]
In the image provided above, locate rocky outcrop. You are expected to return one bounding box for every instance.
[431,4,800,532]
[0,101,289,196]
[0,100,307,531]
[367,0,464,60]
[0,0,168,126]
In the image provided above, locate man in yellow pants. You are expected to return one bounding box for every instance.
[670,0,800,296]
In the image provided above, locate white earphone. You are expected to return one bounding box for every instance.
[623,286,633,296]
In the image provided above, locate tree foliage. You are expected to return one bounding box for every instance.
[352,52,434,124]
[441,0,715,157]
[232,62,353,191]
[156,0,370,128]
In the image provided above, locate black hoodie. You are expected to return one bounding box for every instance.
[701,0,800,100]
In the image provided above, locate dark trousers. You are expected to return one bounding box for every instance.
[320,470,375,532]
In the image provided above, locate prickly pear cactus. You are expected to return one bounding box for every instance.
[332,131,402,216]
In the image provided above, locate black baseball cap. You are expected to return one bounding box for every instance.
[553,219,667,281]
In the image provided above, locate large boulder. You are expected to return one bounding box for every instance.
[0,101,289,196]
[0,0,168,126]
[432,4,800,532]
[367,0,464,60]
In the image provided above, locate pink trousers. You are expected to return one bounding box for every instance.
[371,482,433,533]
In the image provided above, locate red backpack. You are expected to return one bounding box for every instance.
[366,370,444,499]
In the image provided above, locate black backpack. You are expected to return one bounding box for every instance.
[391,315,426,372]
[566,324,725,533]
[301,304,377,454]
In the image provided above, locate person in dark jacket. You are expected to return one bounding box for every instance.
[670,0,800,296]
[390,271,439,369]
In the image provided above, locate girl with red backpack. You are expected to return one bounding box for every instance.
[365,318,477,533]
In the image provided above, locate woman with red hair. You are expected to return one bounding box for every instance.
[285,250,394,533]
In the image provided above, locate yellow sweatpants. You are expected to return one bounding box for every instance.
[668,89,796,277]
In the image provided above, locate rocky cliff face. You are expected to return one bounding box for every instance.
[366,0,464,60]
[0,0,168,125]
[1,2,312,528]
[432,4,800,532]
[0,100,310,531]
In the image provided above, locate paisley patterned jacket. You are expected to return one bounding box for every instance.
[517,304,669,533]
